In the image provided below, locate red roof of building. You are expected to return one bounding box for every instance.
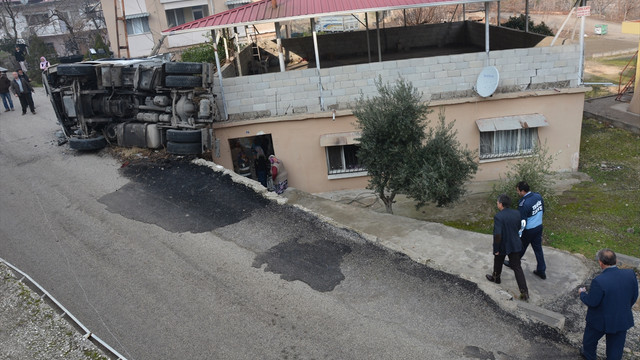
[163,0,490,34]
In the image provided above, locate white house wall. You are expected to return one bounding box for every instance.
[167,29,211,48]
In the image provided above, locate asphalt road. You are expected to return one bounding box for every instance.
[0,90,581,359]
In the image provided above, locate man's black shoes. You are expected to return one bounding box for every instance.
[533,270,547,280]
[485,273,501,284]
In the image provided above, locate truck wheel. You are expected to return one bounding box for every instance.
[164,62,203,74]
[56,64,95,76]
[167,141,202,155]
[166,129,202,143]
[69,136,107,151]
[165,75,202,88]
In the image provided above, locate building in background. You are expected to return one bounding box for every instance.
[0,0,105,57]
[100,0,254,58]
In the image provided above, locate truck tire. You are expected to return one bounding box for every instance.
[166,129,202,143]
[56,64,95,77]
[165,75,202,88]
[69,136,107,151]
[164,62,203,74]
[167,141,202,155]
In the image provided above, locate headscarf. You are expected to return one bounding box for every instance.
[40,57,50,71]
[269,155,278,164]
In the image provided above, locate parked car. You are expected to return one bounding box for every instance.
[43,57,220,154]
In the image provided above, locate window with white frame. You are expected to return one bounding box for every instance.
[166,9,186,28]
[326,144,366,175]
[192,6,206,20]
[126,16,150,35]
[476,114,547,160]
[479,128,538,159]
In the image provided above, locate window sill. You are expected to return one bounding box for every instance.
[328,171,368,180]
[479,154,534,163]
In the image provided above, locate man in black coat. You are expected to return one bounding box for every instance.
[579,249,638,360]
[486,194,529,300]
[10,71,35,115]
[14,46,27,72]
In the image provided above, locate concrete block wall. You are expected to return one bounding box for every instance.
[216,44,580,120]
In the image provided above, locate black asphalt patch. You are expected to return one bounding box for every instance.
[252,237,352,292]
[99,158,270,233]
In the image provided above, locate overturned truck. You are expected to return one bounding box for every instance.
[44,58,220,154]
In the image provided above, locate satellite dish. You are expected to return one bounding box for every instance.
[476,66,499,98]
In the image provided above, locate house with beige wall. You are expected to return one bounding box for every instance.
[160,0,587,195]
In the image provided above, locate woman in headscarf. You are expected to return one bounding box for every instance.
[39,57,50,72]
[269,155,288,194]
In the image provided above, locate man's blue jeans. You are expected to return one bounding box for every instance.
[1,92,13,110]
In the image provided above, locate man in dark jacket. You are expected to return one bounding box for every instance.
[486,194,529,301]
[579,249,638,360]
[0,71,15,111]
[10,71,35,115]
[14,46,27,72]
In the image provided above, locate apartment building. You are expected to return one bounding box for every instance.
[100,0,253,58]
[0,0,104,56]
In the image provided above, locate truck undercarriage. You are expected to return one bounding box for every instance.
[44,58,220,154]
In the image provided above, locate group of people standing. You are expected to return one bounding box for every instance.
[0,69,35,115]
[233,138,288,195]
[487,181,637,360]
[1,45,52,116]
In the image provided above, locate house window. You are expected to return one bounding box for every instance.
[192,6,206,20]
[326,144,365,175]
[479,127,538,159]
[126,16,150,35]
[166,9,185,28]
[476,114,547,160]
[26,13,48,26]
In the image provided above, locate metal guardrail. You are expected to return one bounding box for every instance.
[0,256,128,360]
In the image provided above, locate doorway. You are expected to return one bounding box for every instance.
[228,134,274,187]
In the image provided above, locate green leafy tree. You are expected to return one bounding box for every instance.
[354,77,478,213]
[490,142,558,211]
[410,109,478,207]
[502,15,555,36]
[181,34,228,64]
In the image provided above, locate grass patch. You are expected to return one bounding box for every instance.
[546,118,640,258]
[443,118,640,259]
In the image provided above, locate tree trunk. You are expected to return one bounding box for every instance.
[379,190,395,214]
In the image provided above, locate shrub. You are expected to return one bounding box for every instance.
[490,142,558,211]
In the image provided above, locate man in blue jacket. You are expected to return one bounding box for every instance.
[579,249,638,360]
[507,181,547,279]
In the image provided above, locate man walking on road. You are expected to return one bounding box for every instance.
[579,249,638,360]
[506,181,546,279]
[10,71,35,115]
[486,194,529,301]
